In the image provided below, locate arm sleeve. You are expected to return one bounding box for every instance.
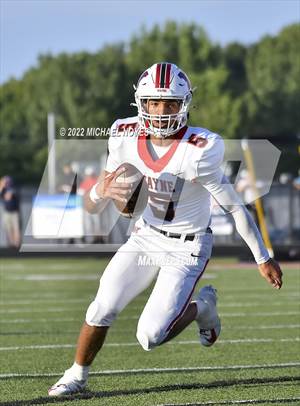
[230,206,270,264]
[197,139,270,265]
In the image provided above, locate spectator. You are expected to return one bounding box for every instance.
[57,163,83,244]
[78,166,98,194]
[0,176,21,248]
[58,163,79,195]
[293,169,300,191]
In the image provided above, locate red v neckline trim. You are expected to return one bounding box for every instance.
[137,126,188,172]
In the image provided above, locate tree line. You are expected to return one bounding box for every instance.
[0,21,299,184]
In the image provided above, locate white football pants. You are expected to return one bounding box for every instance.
[85,219,213,350]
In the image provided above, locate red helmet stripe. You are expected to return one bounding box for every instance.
[155,63,161,88]
[165,63,171,88]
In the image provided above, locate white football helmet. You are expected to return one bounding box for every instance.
[134,62,193,138]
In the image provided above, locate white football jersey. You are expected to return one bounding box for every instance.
[105,116,225,234]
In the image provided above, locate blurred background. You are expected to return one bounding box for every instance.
[0,0,299,258]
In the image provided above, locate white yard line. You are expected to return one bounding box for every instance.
[4,273,216,281]
[119,311,300,320]
[0,324,299,333]
[0,362,299,379]
[1,302,299,313]
[0,299,89,305]
[0,311,299,324]
[0,292,298,303]
[219,311,299,317]
[0,318,78,323]
[229,324,300,330]
[6,274,100,281]
[0,308,83,314]
[129,303,298,311]
[215,293,300,299]
[219,302,299,308]
[0,300,295,307]
[0,310,299,318]
[0,324,299,336]
[0,337,299,351]
[1,264,92,271]
[157,397,300,406]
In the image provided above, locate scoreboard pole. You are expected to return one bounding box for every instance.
[47,112,56,195]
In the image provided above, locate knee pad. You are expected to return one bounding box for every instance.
[85,300,117,327]
[136,324,165,351]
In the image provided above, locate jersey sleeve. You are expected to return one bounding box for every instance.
[105,120,122,173]
[195,135,225,178]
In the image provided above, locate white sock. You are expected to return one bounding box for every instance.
[68,362,90,381]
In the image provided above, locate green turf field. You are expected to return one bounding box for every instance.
[0,257,299,406]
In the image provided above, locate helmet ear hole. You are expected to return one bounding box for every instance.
[177,100,183,109]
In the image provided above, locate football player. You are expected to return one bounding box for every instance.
[49,62,283,396]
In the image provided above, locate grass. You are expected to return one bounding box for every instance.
[0,257,299,405]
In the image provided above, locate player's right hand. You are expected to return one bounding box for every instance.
[258,258,283,290]
[95,168,133,203]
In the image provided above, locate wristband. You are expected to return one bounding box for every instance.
[256,254,271,265]
[89,183,102,203]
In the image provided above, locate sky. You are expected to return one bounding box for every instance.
[0,0,299,83]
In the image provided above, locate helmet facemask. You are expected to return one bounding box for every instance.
[135,94,192,139]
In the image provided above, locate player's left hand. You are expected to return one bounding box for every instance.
[258,258,283,289]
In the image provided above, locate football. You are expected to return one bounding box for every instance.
[113,163,148,218]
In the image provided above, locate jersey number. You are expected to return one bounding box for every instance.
[148,191,175,222]
[148,177,185,222]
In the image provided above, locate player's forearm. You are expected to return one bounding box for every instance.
[83,186,109,214]
[231,206,270,264]
[201,170,270,264]
[83,170,113,214]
